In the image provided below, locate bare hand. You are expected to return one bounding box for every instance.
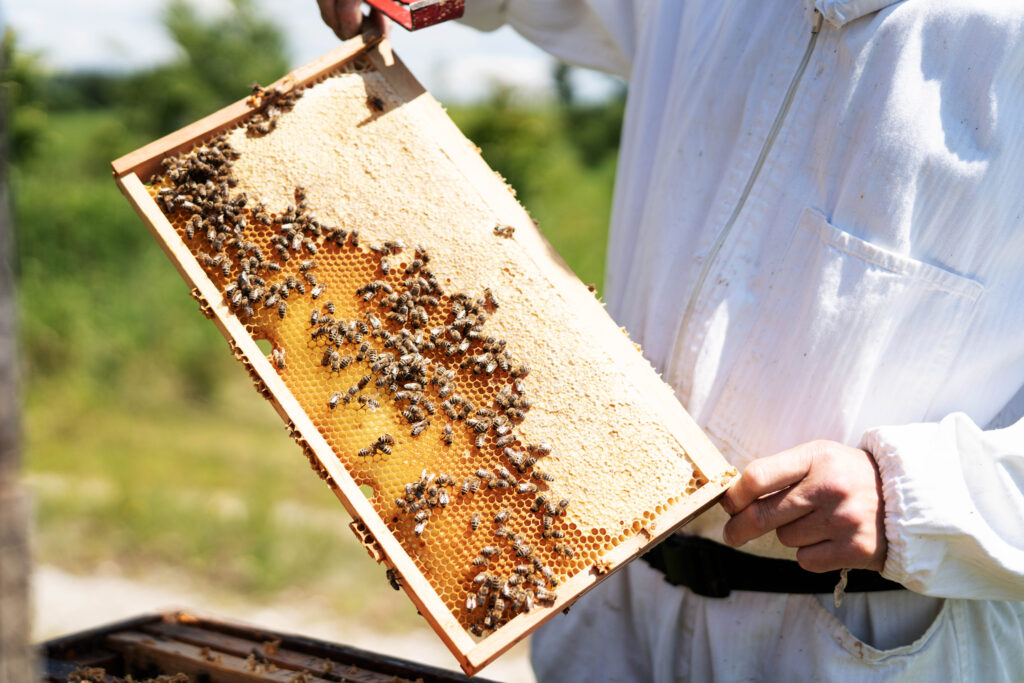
[316,0,390,41]
[720,440,887,573]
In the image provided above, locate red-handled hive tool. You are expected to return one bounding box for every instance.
[365,0,465,31]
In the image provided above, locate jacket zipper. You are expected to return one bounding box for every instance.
[668,10,824,391]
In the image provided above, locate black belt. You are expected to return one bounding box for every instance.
[641,535,905,597]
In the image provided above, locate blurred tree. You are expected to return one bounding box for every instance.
[125,0,290,137]
[1,29,49,165]
[552,62,626,168]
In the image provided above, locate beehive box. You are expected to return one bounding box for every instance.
[42,610,499,682]
[111,36,737,676]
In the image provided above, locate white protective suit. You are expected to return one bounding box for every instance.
[462,0,1024,681]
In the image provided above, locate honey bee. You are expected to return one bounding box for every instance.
[272,347,286,369]
[470,512,481,530]
[462,478,480,495]
[414,521,428,536]
[531,494,549,513]
[438,490,450,507]
[484,287,500,308]
[414,509,429,523]
[480,546,501,557]
[532,470,555,482]
[554,543,574,558]
[358,446,373,457]
[386,568,401,591]
[325,301,336,314]
[543,529,565,540]
[328,392,342,409]
[493,224,515,238]
[311,284,324,299]
[475,434,486,449]
[465,594,478,612]
[410,420,430,437]
[558,498,571,512]
[514,564,532,575]
[535,589,557,603]
[380,257,391,275]
[442,424,453,446]
[495,434,515,448]
[277,301,287,318]
[402,407,424,423]
[517,482,538,495]
[494,509,510,524]
[494,525,511,538]
[530,442,553,455]
[471,556,488,567]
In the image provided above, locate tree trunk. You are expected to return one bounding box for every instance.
[0,33,36,683]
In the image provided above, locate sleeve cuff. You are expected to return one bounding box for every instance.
[860,427,918,590]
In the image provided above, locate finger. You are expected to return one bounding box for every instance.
[317,0,344,40]
[369,9,392,37]
[795,541,843,573]
[774,509,831,549]
[338,1,364,39]
[722,484,814,547]
[721,445,814,515]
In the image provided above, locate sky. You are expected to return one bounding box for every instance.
[3,0,621,102]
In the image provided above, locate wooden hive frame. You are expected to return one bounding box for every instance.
[111,35,737,677]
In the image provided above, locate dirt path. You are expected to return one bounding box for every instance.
[32,564,536,683]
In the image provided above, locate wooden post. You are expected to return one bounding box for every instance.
[0,35,36,683]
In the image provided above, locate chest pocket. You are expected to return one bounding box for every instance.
[706,208,983,465]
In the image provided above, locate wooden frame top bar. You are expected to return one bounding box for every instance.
[111,33,384,182]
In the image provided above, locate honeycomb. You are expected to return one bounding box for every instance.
[141,59,708,638]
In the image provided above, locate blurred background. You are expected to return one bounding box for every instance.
[2,0,623,679]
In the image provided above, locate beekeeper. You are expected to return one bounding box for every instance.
[317,1,1024,680]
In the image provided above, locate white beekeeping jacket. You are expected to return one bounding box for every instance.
[462,0,1024,602]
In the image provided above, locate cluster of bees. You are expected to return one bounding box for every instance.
[304,240,576,633]
[245,82,303,137]
[151,81,578,636]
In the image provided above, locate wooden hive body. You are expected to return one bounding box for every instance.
[112,37,738,676]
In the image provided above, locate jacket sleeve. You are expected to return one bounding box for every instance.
[460,0,637,79]
[861,410,1024,600]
